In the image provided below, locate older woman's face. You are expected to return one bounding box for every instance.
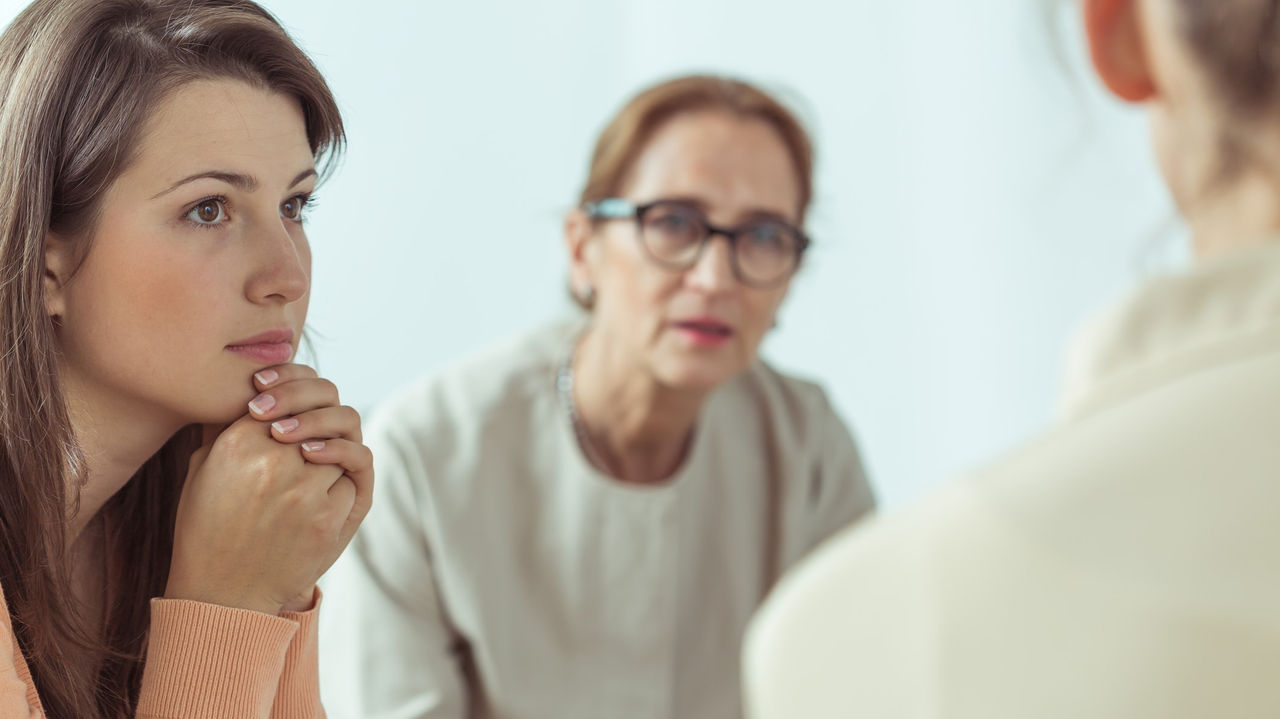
[580,110,803,390]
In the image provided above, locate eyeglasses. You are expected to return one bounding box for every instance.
[582,197,810,288]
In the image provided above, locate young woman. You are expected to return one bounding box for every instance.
[321,76,876,718]
[745,1,1280,716]
[0,1,372,716]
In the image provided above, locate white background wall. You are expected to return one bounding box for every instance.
[0,0,1186,507]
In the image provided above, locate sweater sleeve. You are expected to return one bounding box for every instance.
[0,603,41,718]
[271,588,324,718]
[135,598,300,719]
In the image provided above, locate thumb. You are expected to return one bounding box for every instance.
[186,445,212,482]
[186,423,225,480]
[200,422,225,448]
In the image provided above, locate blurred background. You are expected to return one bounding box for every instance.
[0,0,1187,507]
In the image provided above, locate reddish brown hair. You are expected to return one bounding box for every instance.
[578,74,815,217]
[0,1,343,716]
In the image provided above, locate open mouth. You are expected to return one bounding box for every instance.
[673,319,734,345]
[676,321,732,336]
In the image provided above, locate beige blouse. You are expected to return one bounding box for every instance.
[745,241,1280,718]
[320,319,875,719]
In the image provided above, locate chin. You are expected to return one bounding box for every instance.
[184,384,258,425]
[656,359,743,392]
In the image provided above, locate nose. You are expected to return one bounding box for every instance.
[684,234,737,294]
[244,216,309,305]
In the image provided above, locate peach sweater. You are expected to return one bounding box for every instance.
[0,581,324,718]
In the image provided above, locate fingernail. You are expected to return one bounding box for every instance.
[255,369,279,386]
[301,440,325,452]
[272,418,300,434]
[248,393,276,415]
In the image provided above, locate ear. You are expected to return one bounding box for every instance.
[43,233,75,320]
[1084,0,1156,103]
[563,209,598,301]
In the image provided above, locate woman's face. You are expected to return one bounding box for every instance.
[49,78,318,426]
[576,110,803,391]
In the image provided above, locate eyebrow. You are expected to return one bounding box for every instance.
[659,196,798,226]
[150,167,317,200]
[741,209,797,226]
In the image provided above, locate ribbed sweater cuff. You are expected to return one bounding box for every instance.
[137,598,298,719]
[272,588,324,717]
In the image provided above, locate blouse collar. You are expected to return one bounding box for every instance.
[1060,240,1280,420]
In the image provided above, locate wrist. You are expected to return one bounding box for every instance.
[279,586,317,613]
[163,580,284,616]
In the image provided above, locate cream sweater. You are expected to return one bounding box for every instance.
[745,241,1280,718]
[320,320,876,719]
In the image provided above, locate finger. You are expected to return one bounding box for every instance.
[214,413,282,453]
[269,405,363,444]
[299,437,373,481]
[195,419,259,463]
[331,472,372,547]
[247,376,340,422]
[345,469,373,540]
[326,474,366,547]
[199,422,229,447]
[251,362,318,392]
[300,439,374,535]
[327,473,356,505]
[186,444,212,481]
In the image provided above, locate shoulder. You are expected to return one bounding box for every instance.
[362,319,582,510]
[0,581,16,649]
[368,318,580,450]
[0,580,37,707]
[747,389,1280,717]
[745,485,955,718]
[721,360,849,443]
[751,362,1280,691]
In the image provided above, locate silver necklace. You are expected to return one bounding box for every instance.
[556,349,615,474]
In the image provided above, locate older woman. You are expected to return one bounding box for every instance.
[322,75,875,719]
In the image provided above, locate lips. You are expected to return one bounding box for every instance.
[673,318,734,337]
[671,317,735,348]
[226,328,295,365]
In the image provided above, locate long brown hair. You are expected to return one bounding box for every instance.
[0,1,344,715]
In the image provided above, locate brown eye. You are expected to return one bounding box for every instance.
[642,206,703,245]
[280,194,310,222]
[186,198,227,225]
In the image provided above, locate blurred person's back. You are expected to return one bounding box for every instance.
[744,0,1280,715]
